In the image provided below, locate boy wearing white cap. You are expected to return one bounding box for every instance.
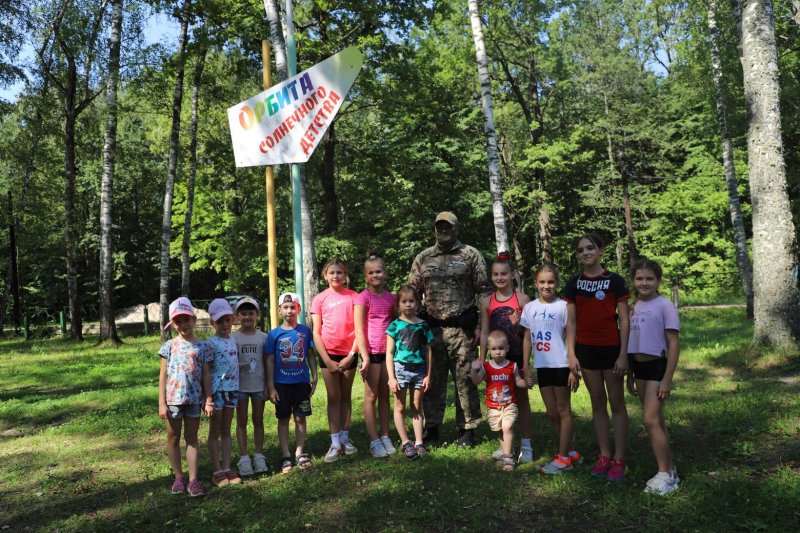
[266,292,318,472]
[232,296,270,476]
[158,297,214,497]
[206,298,242,487]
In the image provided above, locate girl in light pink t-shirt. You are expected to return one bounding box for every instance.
[354,255,396,458]
[626,258,681,495]
[311,258,359,463]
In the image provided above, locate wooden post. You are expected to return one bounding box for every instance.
[672,285,679,308]
[263,40,279,330]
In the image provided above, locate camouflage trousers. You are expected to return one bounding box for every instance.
[422,327,482,431]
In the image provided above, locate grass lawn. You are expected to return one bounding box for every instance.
[1,307,798,532]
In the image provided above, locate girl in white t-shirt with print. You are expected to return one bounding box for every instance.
[521,263,581,474]
[626,258,680,495]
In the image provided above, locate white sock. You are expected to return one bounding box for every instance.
[331,433,341,448]
[340,430,350,443]
[415,441,423,447]
[521,439,531,449]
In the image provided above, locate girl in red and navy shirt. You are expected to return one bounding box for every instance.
[564,232,630,481]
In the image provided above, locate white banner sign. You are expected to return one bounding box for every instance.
[227,47,363,167]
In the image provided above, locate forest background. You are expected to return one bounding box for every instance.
[1,0,799,337]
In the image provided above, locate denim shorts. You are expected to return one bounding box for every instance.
[167,404,201,419]
[213,390,239,410]
[237,390,266,403]
[394,362,427,390]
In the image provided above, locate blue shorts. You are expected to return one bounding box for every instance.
[213,390,239,410]
[237,390,266,403]
[167,404,201,419]
[394,362,427,390]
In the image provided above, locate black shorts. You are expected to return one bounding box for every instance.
[319,354,358,370]
[629,356,667,382]
[575,343,620,371]
[274,382,313,419]
[369,353,386,364]
[537,367,571,388]
[507,351,524,368]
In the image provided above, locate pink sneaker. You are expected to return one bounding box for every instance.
[590,455,611,478]
[170,476,185,494]
[187,478,206,497]
[607,458,626,482]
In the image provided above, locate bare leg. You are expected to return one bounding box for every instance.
[410,388,425,443]
[220,407,235,470]
[378,363,391,437]
[500,419,514,455]
[208,410,222,472]
[340,368,357,431]
[166,416,183,477]
[539,386,562,451]
[639,379,672,472]
[278,417,291,457]
[582,369,611,457]
[322,368,342,434]
[236,398,250,456]
[295,415,307,455]
[554,386,574,456]
[393,388,409,443]
[363,363,382,441]
[184,417,200,482]
[251,399,266,454]
[517,385,532,440]
[603,369,628,460]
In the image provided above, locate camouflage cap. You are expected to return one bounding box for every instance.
[434,211,458,226]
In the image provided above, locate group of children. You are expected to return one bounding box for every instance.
[158,232,681,497]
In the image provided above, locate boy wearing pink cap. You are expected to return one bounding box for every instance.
[158,297,214,497]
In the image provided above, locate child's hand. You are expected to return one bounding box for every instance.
[568,355,581,377]
[337,354,355,371]
[158,404,168,420]
[421,376,430,393]
[388,377,399,393]
[471,358,482,372]
[270,387,280,404]
[568,371,580,393]
[524,367,534,389]
[626,374,638,397]
[204,402,215,417]
[325,358,340,373]
[310,377,318,397]
[613,354,628,376]
[657,379,673,400]
[359,358,370,380]
[509,307,520,327]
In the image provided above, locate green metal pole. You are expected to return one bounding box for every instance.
[286,2,306,324]
[143,305,150,336]
[23,315,29,340]
[59,311,66,336]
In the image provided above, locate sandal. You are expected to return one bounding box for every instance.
[280,457,293,474]
[212,470,230,487]
[502,454,515,472]
[296,452,313,469]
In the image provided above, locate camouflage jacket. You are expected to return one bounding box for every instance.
[408,240,488,321]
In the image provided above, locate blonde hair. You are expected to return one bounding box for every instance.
[321,257,350,287]
[487,330,509,348]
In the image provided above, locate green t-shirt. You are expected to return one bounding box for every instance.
[386,318,434,364]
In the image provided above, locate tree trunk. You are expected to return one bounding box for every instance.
[98,0,123,345]
[159,0,191,339]
[617,151,639,266]
[468,0,509,253]
[708,0,755,319]
[320,124,338,234]
[1,190,21,335]
[181,34,206,298]
[265,0,318,304]
[739,0,800,345]
[64,65,83,341]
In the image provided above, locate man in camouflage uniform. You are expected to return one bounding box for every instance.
[409,212,487,446]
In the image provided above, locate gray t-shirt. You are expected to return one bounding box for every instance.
[232,330,268,393]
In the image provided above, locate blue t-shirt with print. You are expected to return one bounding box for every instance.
[265,324,314,384]
[386,319,434,365]
[207,335,239,393]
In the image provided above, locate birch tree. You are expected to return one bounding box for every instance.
[98,0,123,345]
[707,0,754,319]
[468,0,509,253]
[738,0,800,345]
[159,0,191,338]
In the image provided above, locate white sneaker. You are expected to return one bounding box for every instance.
[342,439,357,455]
[324,444,342,463]
[644,471,680,495]
[253,453,269,474]
[518,446,534,464]
[237,455,254,476]
[370,440,389,458]
[492,448,504,461]
[381,436,397,455]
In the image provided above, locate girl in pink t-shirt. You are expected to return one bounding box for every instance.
[354,254,396,458]
[311,258,359,463]
[626,258,681,495]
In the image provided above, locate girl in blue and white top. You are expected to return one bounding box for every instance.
[521,263,580,474]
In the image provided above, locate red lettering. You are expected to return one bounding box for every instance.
[317,86,327,98]
[301,137,314,156]
[322,100,334,114]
